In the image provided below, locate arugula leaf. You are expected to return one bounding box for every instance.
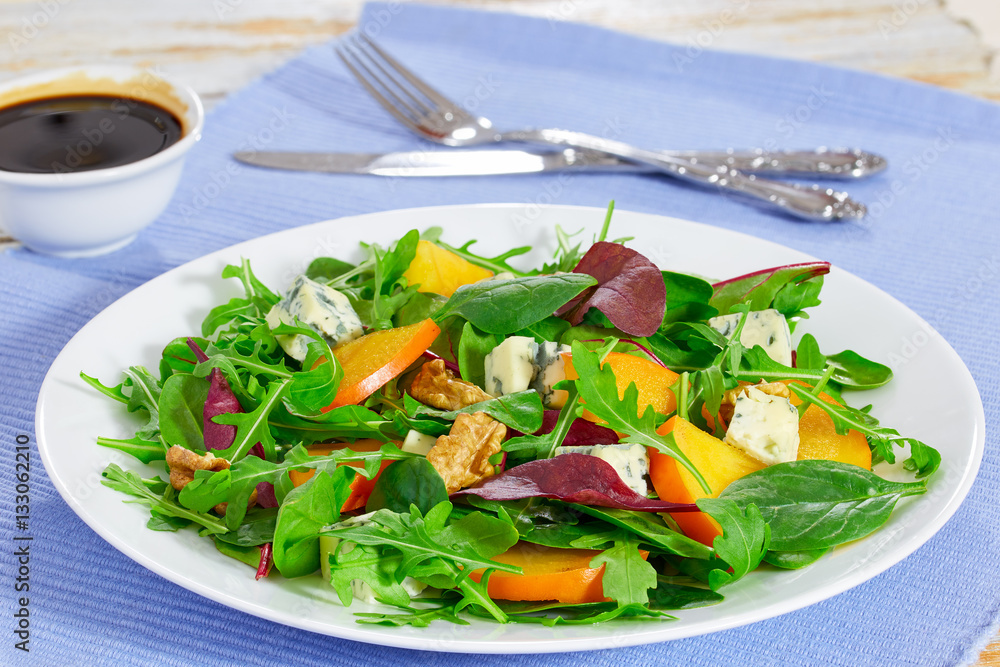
[408,390,544,434]
[710,261,830,315]
[433,274,597,335]
[788,385,941,477]
[213,378,289,462]
[223,259,281,314]
[355,602,470,627]
[795,334,892,391]
[214,507,277,547]
[272,465,355,578]
[368,230,420,330]
[87,366,162,440]
[269,324,342,415]
[569,341,708,491]
[477,602,672,626]
[500,383,578,462]
[177,444,414,529]
[717,460,926,550]
[824,349,893,390]
[696,499,770,590]
[590,531,658,605]
[572,506,712,559]
[269,404,392,445]
[434,236,532,277]
[323,503,519,576]
[772,275,824,326]
[201,298,257,337]
[322,503,520,622]
[96,435,166,463]
[327,543,414,606]
[101,464,227,534]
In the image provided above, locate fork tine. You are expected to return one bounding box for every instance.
[336,42,424,135]
[357,33,458,110]
[351,38,436,116]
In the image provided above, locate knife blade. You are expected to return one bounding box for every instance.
[234,147,887,179]
[232,148,644,176]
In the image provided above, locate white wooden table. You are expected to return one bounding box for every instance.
[2,1,998,662]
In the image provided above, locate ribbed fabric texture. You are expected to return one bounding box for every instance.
[2,3,998,665]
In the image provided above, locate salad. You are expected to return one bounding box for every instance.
[83,204,940,627]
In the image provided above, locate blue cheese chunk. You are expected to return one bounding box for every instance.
[724,386,800,465]
[707,308,793,366]
[529,340,571,409]
[484,336,536,397]
[265,275,364,362]
[401,429,437,456]
[559,443,650,496]
[484,336,570,408]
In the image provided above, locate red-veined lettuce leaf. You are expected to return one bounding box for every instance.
[557,242,666,337]
[710,262,830,315]
[452,454,698,513]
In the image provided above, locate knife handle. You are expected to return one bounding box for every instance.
[506,130,866,222]
[662,148,887,179]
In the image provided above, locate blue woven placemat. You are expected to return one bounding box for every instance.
[2,2,998,665]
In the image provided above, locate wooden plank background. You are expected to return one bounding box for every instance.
[1,0,997,662]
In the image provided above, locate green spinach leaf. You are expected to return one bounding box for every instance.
[366,457,448,514]
[717,460,926,550]
[433,274,597,334]
[272,465,355,578]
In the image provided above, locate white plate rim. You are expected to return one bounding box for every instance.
[36,203,987,653]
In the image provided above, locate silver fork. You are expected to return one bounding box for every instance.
[336,34,868,222]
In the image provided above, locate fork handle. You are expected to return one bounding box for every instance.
[502,129,866,222]
[662,148,886,179]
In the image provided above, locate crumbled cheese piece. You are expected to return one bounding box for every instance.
[265,275,363,362]
[707,308,793,366]
[724,386,800,465]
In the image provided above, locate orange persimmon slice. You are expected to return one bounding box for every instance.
[469,542,648,604]
[324,319,441,410]
[287,440,392,512]
[402,240,493,298]
[563,351,679,422]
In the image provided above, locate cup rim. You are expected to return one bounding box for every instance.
[0,64,205,187]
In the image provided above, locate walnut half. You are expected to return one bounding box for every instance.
[166,445,230,491]
[165,445,255,514]
[410,359,492,410]
[426,412,506,494]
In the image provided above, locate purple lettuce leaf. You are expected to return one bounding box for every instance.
[557,242,666,337]
[452,453,698,513]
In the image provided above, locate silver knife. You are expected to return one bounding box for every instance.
[233,148,642,176]
[233,147,886,178]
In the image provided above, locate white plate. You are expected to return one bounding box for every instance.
[37,204,985,653]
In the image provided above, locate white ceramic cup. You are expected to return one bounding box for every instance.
[0,65,204,257]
